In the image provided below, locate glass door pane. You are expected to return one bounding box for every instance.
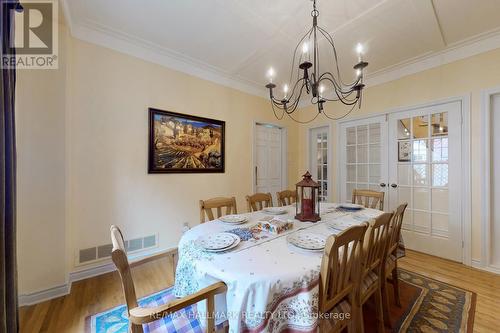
[340,117,387,206]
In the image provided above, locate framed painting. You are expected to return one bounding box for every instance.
[398,141,411,162]
[148,108,225,173]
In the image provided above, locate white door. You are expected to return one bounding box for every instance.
[255,124,283,204]
[309,127,330,201]
[339,117,388,206]
[388,101,462,261]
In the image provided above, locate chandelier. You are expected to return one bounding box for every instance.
[265,0,368,123]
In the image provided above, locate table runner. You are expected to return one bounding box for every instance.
[174,204,384,332]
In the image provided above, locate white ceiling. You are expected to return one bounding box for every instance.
[62,0,500,96]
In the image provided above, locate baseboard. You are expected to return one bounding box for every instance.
[19,247,177,307]
[471,259,500,275]
[19,283,71,307]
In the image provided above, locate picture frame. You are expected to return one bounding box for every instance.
[148,108,225,173]
[398,141,411,162]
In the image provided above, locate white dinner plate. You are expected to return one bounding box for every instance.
[287,232,326,251]
[204,234,241,253]
[263,207,287,215]
[338,203,364,211]
[327,220,358,231]
[197,232,236,251]
[219,214,248,224]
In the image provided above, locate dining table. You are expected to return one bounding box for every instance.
[173,203,387,333]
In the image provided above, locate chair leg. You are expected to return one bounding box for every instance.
[392,264,401,307]
[129,323,144,333]
[381,277,392,328]
[373,287,385,333]
[352,302,364,333]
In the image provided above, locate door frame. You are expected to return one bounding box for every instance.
[307,124,333,202]
[252,121,288,194]
[480,87,500,274]
[335,95,471,265]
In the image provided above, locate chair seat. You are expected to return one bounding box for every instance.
[361,270,379,295]
[320,300,352,331]
[137,286,227,333]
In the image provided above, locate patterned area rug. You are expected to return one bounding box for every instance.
[86,269,475,333]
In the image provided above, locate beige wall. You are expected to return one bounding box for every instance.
[16,33,298,294]
[297,47,500,262]
[16,23,70,294]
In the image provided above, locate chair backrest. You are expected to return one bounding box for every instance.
[387,203,408,256]
[352,189,385,210]
[319,224,368,313]
[276,190,297,206]
[246,192,273,212]
[362,212,393,276]
[110,225,138,315]
[199,196,237,223]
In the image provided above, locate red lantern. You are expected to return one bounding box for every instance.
[295,171,321,222]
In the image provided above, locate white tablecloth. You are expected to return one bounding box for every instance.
[173,203,383,333]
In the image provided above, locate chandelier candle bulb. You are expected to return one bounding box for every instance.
[283,84,289,98]
[356,43,363,61]
[302,42,309,55]
[267,67,275,83]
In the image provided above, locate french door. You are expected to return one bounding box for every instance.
[309,127,330,202]
[254,123,284,204]
[339,101,463,261]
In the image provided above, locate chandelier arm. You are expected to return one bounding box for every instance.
[320,77,360,105]
[286,109,321,124]
[283,77,308,105]
[270,101,285,120]
[319,73,361,95]
[322,101,359,121]
[316,26,349,86]
[289,26,314,85]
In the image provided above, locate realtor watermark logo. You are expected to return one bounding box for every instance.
[1,0,58,69]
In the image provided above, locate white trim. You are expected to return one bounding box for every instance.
[365,28,500,87]
[252,121,288,194]
[18,247,175,306]
[19,283,71,307]
[472,259,500,275]
[461,95,472,266]
[480,86,500,272]
[333,95,472,265]
[61,0,500,101]
[70,20,267,98]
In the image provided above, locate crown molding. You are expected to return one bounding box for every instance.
[364,27,500,87]
[61,0,500,103]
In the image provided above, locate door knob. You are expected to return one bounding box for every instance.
[379,183,386,188]
[391,183,398,188]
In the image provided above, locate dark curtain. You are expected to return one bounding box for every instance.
[1,0,21,332]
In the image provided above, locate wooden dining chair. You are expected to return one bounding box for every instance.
[110,225,228,333]
[276,190,297,206]
[245,192,273,212]
[353,212,393,333]
[381,203,408,327]
[199,197,237,223]
[318,223,368,333]
[352,189,385,210]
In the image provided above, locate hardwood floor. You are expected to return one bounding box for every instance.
[19,250,500,332]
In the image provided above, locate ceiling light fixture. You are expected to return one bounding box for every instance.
[265,0,368,123]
